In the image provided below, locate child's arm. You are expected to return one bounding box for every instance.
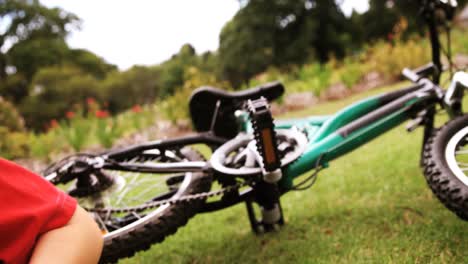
[29,206,103,264]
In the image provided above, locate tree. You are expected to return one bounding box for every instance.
[357,0,400,42]
[7,37,69,80]
[19,66,101,130]
[218,0,349,87]
[0,72,28,103]
[101,66,161,113]
[67,49,117,79]
[218,0,280,87]
[0,0,80,80]
[309,0,350,62]
[5,38,115,103]
[159,44,199,97]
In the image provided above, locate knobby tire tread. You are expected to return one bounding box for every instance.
[422,115,468,220]
[99,148,212,263]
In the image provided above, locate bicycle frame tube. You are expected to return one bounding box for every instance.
[101,132,227,173]
[277,84,436,188]
[104,132,227,160]
[425,2,442,84]
[102,160,207,174]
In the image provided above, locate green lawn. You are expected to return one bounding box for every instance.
[119,83,468,264]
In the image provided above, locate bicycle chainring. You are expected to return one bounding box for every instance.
[210,128,308,177]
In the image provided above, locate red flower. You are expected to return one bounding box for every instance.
[66,111,75,119]
[95,110,110,119]
[50,119,59,128]
[86,97,96,106]
[132,105,142,113]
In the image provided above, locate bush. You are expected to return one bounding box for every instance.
[369,38,430,80]
[101,66,161,113]
[0,73,29,103]
[67,49,117,79]
[29,130,63,161]
[339,59,365,88]
[160,66,230,123]
[0,97,25,132]
[20,66,102,131]
[0,127,30,159]
[294,63,332,95]
[159,87,192,123]
[95,116,125,148]
[57,115,93,152]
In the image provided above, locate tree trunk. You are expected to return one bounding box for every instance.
[0,53,7,82]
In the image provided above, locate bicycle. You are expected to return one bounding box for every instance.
[43,1,468,263]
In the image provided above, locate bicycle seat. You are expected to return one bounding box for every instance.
[189,81,285,138]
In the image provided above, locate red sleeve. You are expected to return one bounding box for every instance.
[0,158,77,264]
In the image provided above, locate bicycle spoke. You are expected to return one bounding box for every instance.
[127,185,164,203]
[131,212,142,220]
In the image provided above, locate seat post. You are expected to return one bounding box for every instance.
[209,100,222,133]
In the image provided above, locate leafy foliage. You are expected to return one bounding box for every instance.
[57,116,91,152]
[67,49,117,79]
[95,116,125,148]
[159,44,200,97]
[101,66,160,113]
[161,66,230,123]
[0,96,28,158]
[19,66,102,130]
[0,73,28,103]
[0,0,80,80]
[0,96,24,132]
[339,59,365,88]
[369,38,431,80]
[218,0,351,87]
[0,126,29,159]
[7,37,69,80]
[28,130,62,161]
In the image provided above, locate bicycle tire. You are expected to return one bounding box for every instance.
[422,114,468,220]
[50,147,212,263]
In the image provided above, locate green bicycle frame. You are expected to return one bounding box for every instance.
[244,84,438,189]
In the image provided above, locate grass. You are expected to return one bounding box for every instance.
[118,82,468,264]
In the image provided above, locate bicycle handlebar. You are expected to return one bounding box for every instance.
[402,68,420,83]
[401,65,445,100]
[402,63,439,83]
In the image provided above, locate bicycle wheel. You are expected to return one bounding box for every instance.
[423,114,468,220]
[47,147,212,263]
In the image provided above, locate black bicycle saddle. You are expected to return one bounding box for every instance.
[189,81,285,138]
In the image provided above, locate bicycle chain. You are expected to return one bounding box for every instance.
[84,180,252,214]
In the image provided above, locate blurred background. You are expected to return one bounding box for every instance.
[0,0,467,162]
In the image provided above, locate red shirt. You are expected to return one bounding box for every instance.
[0,158,77,264]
